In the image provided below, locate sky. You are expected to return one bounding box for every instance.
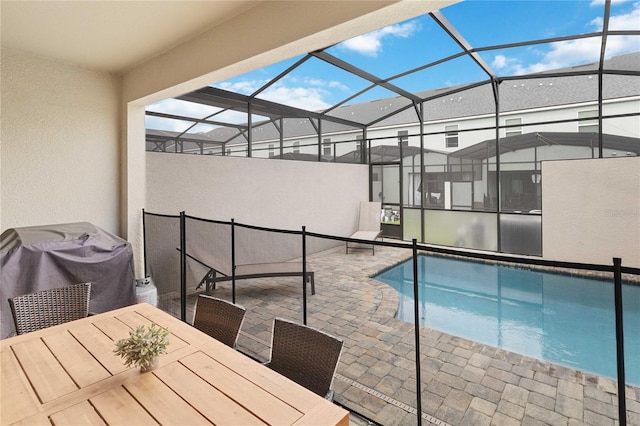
[146,0,640,133]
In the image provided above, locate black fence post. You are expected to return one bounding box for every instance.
[412,239,422,426]
[179,212,186,322]
[613,257,627,426]
[302,226,307,325]
[142,208,148,279]
[231,219,236,305]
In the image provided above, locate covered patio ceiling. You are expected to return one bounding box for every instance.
[145,0,640,146]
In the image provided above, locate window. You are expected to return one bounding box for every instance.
[505,118,522,137]
[448,158,480,181]
[445,125,459,148]
[578,109,599,133]
[398,130,409,147]
[323,138,332,156]
[293,141,300,153]
[268,144,275,158]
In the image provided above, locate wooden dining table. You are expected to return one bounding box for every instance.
[0,302,349,425]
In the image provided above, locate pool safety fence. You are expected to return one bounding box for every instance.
[142,209,638,426]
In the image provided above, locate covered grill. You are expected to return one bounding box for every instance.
[1,222,136,338]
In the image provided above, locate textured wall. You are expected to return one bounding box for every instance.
[146,152,369,238]
[542,157,640,268]
[1,49,121,234]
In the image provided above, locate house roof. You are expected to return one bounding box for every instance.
[343,51,639,121]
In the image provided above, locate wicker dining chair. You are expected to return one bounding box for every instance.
[8,282,92,335]
[266,318,343,400]
[193,295,246,348]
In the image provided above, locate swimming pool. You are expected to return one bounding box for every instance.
[375,254,640,386]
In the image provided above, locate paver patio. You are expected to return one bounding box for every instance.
[161,245,639,426]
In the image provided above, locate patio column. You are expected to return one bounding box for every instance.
[123,101,147,279]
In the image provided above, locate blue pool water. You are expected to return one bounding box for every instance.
[375,255,640,386]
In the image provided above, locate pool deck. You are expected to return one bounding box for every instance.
[164,245,640,426]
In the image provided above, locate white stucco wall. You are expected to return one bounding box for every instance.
[146,153,369,238]
[1,49,120,234]
[542,157,640,268]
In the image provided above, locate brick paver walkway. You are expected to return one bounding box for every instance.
[161,245,639,426]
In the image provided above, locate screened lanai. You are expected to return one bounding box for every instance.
[145,0,640,256]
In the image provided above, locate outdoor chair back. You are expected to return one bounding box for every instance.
[193,295,246,348]
[8,282,92,335]
[346,201,382,255]
[266,318,343,400]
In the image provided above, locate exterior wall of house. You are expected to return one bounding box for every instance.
[236,98,640,157]
[542,156,640,268]
[602,98,640,143]
[0,49,121,234]
[145,152,369,238]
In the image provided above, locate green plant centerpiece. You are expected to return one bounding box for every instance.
[114,324,170,372]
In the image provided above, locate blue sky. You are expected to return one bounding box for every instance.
[147,0,640,133]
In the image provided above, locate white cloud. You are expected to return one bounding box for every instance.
[145,115,187,132]
[492,4,640,75]
[211,75,351,113]
[607,1,640,30]
[339,20,421,57]
[492,54,513,70]
[145,98,226,132]
[216,79,269,95]
[328,80,349,91]
[492,55,507,69]
[531,38,602,72]
[147,98,220,117]
[341,34,382,57]
[259,85,331,111]
[306,78,325,87]
[590,1,640,30]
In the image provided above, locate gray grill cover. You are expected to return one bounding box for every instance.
[1,222,136,338]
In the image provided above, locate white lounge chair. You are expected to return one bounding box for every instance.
[346,201,382,255]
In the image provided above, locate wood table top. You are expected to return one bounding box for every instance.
[0,303,349,425]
